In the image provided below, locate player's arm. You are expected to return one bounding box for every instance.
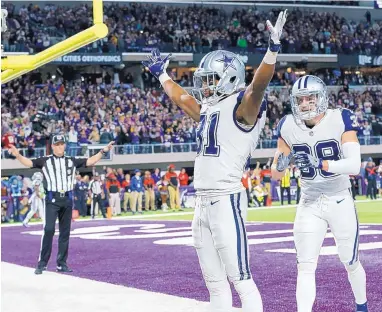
[271,116,293,180]
[142,49,200,122]
[321,131,361,175]
[271,137,293,180]
[294,109,361,175]
[161,80,200,122]
[237,11,287,125]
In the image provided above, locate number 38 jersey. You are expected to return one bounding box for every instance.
[194,91,267,196]
[278,108,360,198]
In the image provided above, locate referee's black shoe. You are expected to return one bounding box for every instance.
[34,266,47,275]
[56,265,73,273]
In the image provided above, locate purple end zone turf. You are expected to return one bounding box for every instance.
[2,220,382,311]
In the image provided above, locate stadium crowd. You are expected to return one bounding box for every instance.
[2,3,381,54]
[1,71,382,157]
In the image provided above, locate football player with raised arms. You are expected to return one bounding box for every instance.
[143,11,288,312]
[272,75,368,312]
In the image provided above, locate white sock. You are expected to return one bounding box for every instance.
[296,263,316,312]
[206,279,232,312]
[233,278,263,312]
[346,261,367,304]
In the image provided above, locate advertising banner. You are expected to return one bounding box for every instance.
[52,53,122,65]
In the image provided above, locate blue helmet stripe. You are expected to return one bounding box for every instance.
[304,76,309,88]
[297,77,303,89]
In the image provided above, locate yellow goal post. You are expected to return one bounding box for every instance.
[1,0,108,84]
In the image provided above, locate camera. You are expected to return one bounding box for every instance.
[32,111,51,133]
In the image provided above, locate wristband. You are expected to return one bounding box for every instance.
[263,49,278,65]
[159,72,171,85]
[99,149,106,155]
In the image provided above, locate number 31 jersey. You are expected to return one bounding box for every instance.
[278,108,360,198]
[193,91,267,196]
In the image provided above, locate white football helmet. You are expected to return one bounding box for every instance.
[31,172,43,182]
[191,50,246,104]
[290,75,328,121]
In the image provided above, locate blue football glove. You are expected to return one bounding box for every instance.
[275,152,294,172]
[294,152,323,170]
[142,48,172,80]
[266,10,287,52]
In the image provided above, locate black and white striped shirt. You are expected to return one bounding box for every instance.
[89,180,102,195]
[32,155,87,192]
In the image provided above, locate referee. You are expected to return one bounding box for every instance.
[88,172,106,219]
[8,134,114,275]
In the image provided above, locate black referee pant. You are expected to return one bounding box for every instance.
[280,186,291,205]
[38,191,73,268]
[91,194,106,218]
[366,179,377,200]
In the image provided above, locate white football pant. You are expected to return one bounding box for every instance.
[294,189,367,312]
[192,191,263,312]
[24,193,45,224]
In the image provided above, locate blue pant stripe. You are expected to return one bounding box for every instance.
[350,204,360,265]
[230,193,244,280]
[237,192,250,279]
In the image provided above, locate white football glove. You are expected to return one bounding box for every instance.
[294,152,323,170]
[266,10,288,52]
[275,152,294,172]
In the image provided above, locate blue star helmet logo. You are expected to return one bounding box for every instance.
[215,53,237,71]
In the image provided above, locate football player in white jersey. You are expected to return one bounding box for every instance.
[143,11,288,312]
[272,75,368,312]
[23,172,45,227]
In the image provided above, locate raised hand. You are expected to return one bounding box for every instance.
[266,10,288,52]
[103,141,115,153]
[142,48,172,80]
[8,144,20,157]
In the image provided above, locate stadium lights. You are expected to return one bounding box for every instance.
[1,0,108,84]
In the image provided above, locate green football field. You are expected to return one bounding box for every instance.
[144,197,382,224]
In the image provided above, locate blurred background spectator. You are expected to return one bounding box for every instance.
[1,3,381,54]
[1,70,381,158]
